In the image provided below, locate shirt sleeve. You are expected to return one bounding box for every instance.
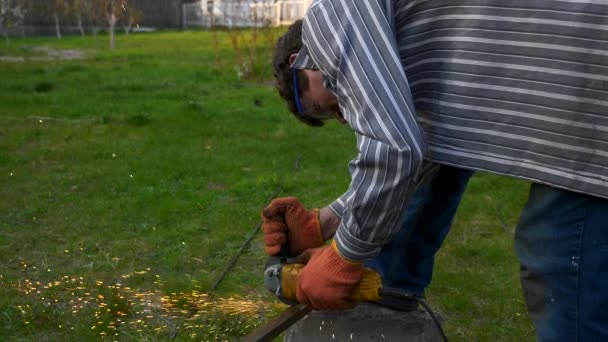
[301,0,426,261]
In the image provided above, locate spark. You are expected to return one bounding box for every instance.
[5,265,278,339]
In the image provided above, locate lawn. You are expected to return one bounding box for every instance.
[0,30,534,341]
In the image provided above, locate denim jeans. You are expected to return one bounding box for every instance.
[515,183,608,341]
[365,165,474,296]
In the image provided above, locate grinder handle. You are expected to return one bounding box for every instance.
[280,264,382,302]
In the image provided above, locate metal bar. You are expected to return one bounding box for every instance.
[241,304,312,342]
[209,187,282,291]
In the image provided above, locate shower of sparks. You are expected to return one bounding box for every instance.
[2,265,282,339]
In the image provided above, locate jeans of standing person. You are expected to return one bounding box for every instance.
[515,183,608,341]
[365,165,475,297]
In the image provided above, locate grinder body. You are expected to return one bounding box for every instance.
[264,256,383,305]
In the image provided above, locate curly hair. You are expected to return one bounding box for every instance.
[272,20,324,127]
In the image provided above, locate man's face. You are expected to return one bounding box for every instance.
[289,53,346,124]
[299,69,346,124]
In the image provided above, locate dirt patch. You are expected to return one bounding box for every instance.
[0,56,25,62]
[0,45,89,63]
[207,182,228,191]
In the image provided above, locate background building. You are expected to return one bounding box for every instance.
[3,0,311,37]
[183,0,313,28]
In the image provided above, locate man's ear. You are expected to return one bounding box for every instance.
[288,53,298,66]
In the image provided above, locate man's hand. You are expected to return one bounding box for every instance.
[295,241,363,311]
[262,197,324,256]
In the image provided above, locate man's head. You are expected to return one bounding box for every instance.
[272,20,344,127]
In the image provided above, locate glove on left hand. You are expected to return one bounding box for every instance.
[262,197,324,256]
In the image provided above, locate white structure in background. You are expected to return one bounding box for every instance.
[183,0,312,28]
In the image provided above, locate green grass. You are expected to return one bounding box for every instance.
[0,30,534,340]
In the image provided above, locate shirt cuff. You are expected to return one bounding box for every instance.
[334,224,384,262]
[328,199,345,219]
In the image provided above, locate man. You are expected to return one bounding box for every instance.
[267,19,476,311]
[266,18,476,312]
[264,1,608,340]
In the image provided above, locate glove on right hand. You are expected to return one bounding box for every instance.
[262,197,324,256]
[295,241,363,311]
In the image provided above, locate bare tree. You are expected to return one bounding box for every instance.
[0,0,23,42]
[224,0,245,70]
[5,0,26,38]
[106,0,118,49]
[52,0,69,39]
[121,2,142,35]
[71,0,87,36]
[86,0,104,36]
[209,0,220,67]
[96,0,129,48]
[0,0,10,43]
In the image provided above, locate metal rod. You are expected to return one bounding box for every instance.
[240,304,312,342]
[209,187,282,291]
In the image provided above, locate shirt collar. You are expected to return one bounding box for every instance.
[292,45,335,94]
[291,45,318,70]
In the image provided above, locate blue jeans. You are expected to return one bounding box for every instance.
[515,183,608,341]
[365,165,474,296]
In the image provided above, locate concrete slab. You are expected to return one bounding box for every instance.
[284,303,444,342]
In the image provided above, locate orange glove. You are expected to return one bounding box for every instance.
[295,241,363,311]
[262,197,324,256]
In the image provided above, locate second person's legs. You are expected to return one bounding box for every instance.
[515,183,608,341]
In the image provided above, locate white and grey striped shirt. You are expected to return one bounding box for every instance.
[291,0,608,261]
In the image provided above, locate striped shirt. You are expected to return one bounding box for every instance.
[291,0,608,261]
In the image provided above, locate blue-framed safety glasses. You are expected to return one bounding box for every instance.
[292,68,305,116]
